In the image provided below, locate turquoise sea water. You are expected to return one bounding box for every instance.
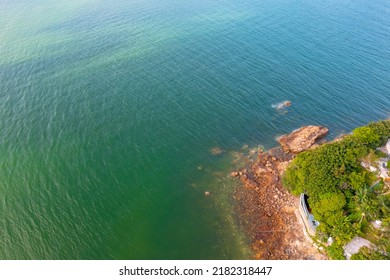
[1,0,390,259]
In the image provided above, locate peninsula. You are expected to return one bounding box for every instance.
[232,120,390,260]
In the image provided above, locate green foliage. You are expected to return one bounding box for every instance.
[325,243,345,260]
[348,172,367,191]
[282,120,390,247]
[376,150,388,158]
[376,194,390,220]
[326,212,356,241]
[353,186,381,222]
[283,137,368,205]
[352,127,380,147]
[376,225,390,254]
[312,193,348,237]
[352,120,390,148]
[315,192,346,213]
[366,120,390,146]
[350,247,390,260]
[363,149,379,164]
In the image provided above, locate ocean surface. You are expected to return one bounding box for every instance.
[1,0,390,259]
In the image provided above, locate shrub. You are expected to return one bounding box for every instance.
[325,243,345,260]
[353,126,380,148]
[350,247,390,260]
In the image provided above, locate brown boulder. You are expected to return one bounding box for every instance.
[277,126,328,153]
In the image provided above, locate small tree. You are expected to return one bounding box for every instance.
[352,127,380,148]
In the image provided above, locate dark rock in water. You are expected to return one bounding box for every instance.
[277,125,328,153]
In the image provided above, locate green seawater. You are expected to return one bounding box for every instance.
[1,0,390,259]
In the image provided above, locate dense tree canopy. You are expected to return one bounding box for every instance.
[282,120,390,259]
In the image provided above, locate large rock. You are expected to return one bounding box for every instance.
[278,126,328,153]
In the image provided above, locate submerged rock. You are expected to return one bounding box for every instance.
[272,100,292,110]
[210,146,223,155]
[277,125,328,153]
[241,144,249,150]
[268,147,294,162]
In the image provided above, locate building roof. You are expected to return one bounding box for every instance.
[344,237,373,259]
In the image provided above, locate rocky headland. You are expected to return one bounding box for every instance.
[232,125,329,260]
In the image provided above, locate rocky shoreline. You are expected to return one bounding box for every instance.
[231,126,330,260]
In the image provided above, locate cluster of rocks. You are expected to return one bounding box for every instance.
[232,125,329,260]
